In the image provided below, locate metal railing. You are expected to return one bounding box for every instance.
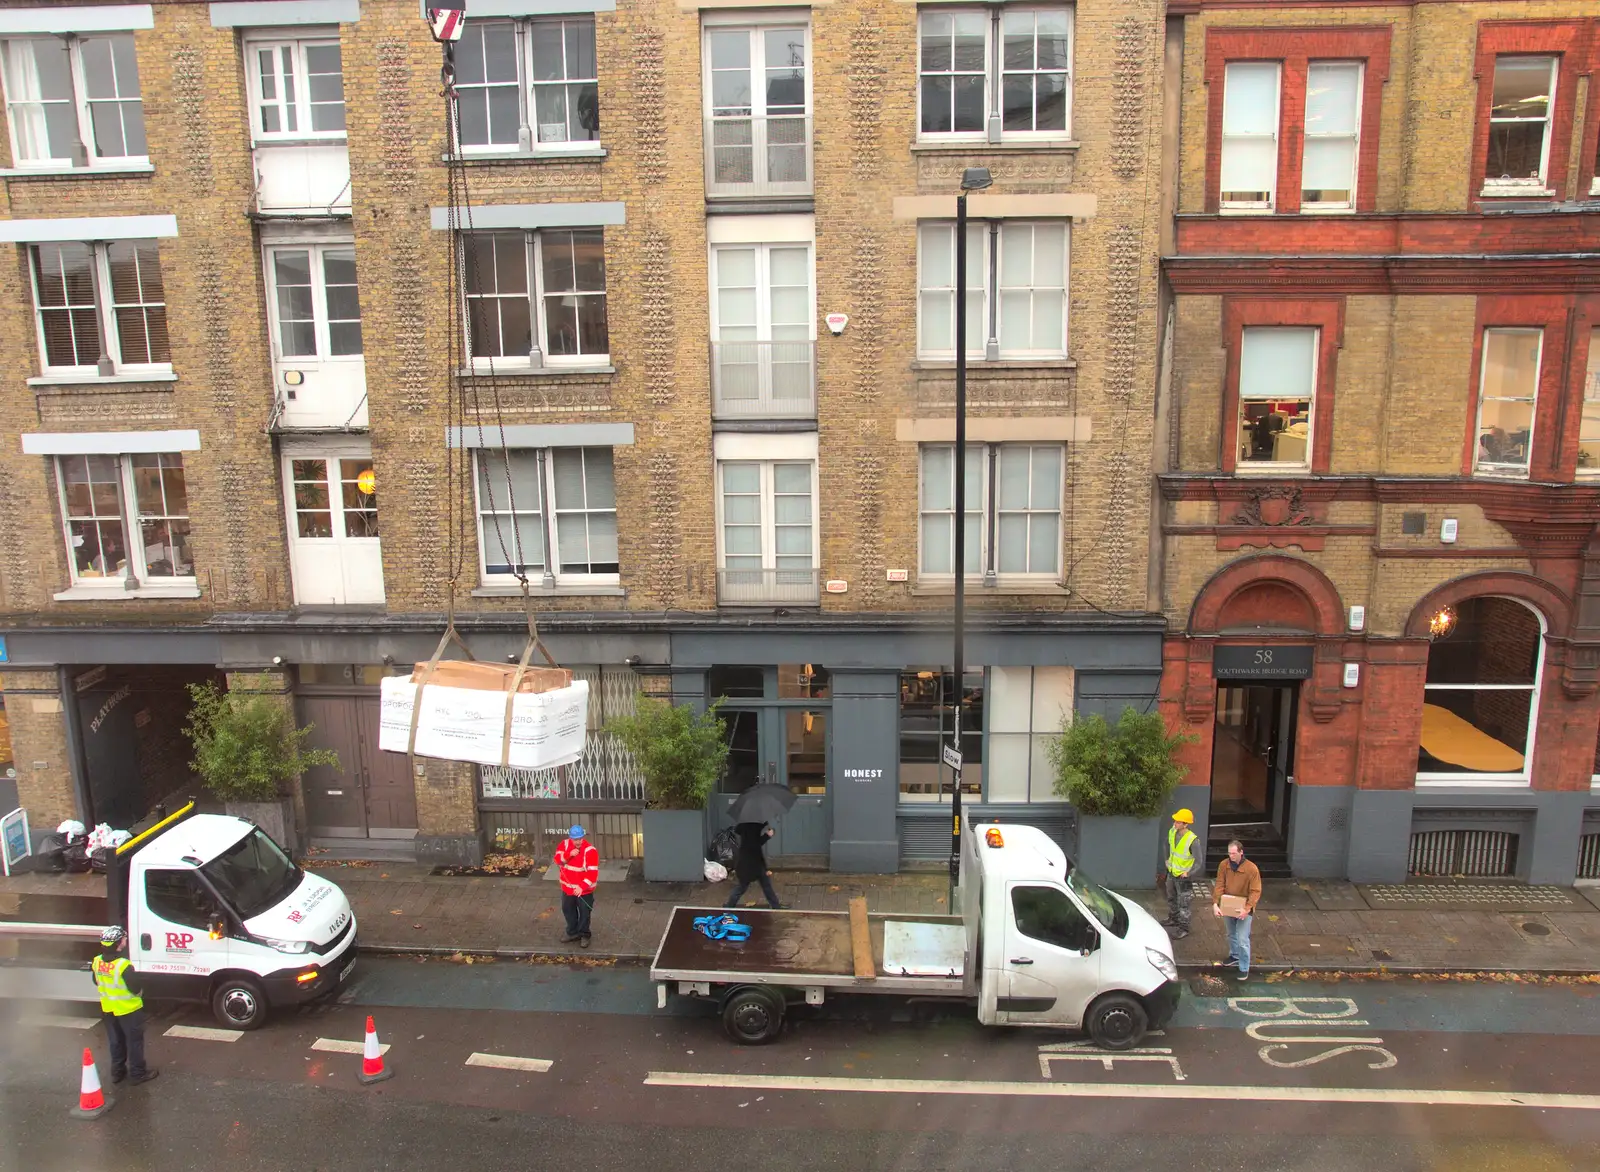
[1408,828,1518,877]
[704,115,812,197]
[710,340,816,419]
[717,566,820,606]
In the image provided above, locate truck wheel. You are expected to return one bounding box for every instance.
[212,977,269,1031]
[721,987,784,1045]
[1086,992,1148,1051]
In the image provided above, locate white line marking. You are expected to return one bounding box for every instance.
[19,1014,97,1030]
[164,1025,243,1042]
[466,1052,553,1073]
[643,1072,1600,1112]
[311,1038,390,1055]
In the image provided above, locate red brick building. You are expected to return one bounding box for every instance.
[1156,3,1600,883]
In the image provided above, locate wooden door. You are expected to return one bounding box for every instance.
[300,696,367,836]
[358,696,417,833]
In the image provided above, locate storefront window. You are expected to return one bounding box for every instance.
[899,669,983,802]
[777,663,830,699]
[1418,596,1542,781]
[707,665,764,699]
[986,666,1073,801]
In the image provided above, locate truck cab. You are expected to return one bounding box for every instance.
[965,822,1181,1048]
[113,812,357,1029]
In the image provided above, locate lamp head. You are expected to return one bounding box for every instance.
[960,167,994,191]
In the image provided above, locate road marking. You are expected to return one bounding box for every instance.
[643,1072,1600,1112]
[164,1025,243,1042]
[465,1052,553,1073]
[1038,1041,1186,1082]
[19,1014,97,1030]
[311,1037,390,1056]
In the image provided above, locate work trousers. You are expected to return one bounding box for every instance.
[1164,873,1193,929]
[104,1008,149,1079]
[562,891,595,939]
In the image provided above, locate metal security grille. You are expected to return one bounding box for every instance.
[483,811,642,862]
[1408,829,1518,877]
[477,666,645,803]
[1579,833,1600,881]
[899,818,950,862]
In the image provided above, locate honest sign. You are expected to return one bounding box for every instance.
[1213,645,1313,680]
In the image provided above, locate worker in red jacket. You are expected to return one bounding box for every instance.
[553,824,599,948]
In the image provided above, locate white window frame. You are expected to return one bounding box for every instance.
[264,242,363,362]
[1473,327,1542,479]
[452,17,600,156]
[985,665,1074,803]
[472,447,619,589]
[1301,60,1362,212]
[1235,326,1318,475]
[713,459,819,575]
[917,443,1064,583]
[915,6,1073,143]
[1220,60,1281,211]
[1417,597,1544,788]
[0,31,147,169]
[243,32,346,144]
[461,227,609,370]
[53,451,194,592]
[1482,54,1557,195]
[28,240,170,377]
[708,241,816,343]
[917,220,1070,361]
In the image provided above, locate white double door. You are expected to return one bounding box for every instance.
[282,446,385,605]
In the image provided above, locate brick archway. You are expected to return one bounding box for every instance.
[1189,555,1346,637]
[1404,571,1573,640]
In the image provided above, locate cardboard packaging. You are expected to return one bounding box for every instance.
[377,675,589,770]
[1217,894,1250,919]
[411,660,572,694]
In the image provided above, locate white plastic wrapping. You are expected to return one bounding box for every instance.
[377,676,589,771]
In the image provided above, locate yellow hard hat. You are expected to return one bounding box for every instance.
[1171,808,1194,823]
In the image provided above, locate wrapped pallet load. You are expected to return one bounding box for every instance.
[378,659,589,770]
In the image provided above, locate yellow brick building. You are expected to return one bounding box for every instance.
[0,0,1168,871]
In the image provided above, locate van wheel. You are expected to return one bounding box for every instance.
[212,977,268,1031]
[1086,992,1148,1051]
[722,987,784,1045]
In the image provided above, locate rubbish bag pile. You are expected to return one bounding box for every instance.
[37,819,131,873]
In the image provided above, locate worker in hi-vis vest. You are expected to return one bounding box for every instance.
[93,926,157,1085]
[1161,810,1198,939]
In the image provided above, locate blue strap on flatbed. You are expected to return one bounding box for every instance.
[692,913,751,942]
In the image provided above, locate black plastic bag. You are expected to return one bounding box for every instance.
[37,832,68,872]
[705,827,738,866]
[89,847,112,874]
[62,841,91,874]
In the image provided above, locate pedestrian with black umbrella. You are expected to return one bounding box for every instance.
[725,822,783,909]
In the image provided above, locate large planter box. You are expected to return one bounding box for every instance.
[1074,815,1161,891]
[642,808,706,882]
[224,797,300,857]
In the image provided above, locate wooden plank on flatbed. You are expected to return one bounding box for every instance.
[848,897,875,980]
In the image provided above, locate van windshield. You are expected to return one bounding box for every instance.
[1066,867,1129,939]
[201,830,303,921]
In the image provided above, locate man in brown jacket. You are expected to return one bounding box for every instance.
[1212,839,1262,978]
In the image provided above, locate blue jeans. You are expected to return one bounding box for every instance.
[1225,914,1253,976]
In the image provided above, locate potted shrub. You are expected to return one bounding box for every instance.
[1047,706,1196,889]
[182,682,339,856]
[606,696,729,881]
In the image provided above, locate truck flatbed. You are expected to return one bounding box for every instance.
[650,905,969,996]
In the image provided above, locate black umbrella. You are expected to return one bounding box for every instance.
[727,783,797,825]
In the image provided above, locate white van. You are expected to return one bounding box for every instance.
[6,805,357,1029]
[652,821,1181,1048]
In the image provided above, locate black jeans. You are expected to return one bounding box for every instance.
[725,874,782,909]
[561,892,594,938]
[104,1008,148,1078]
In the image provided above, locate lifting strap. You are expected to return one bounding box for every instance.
[406,604,476,758]
[498,582,562,768]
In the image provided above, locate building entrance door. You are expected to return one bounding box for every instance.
[1210,684,1297,830]
[717,705,830,860]
[300,691,417,838]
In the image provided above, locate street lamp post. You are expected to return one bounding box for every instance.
[950,167,992,902]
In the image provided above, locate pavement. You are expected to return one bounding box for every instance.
[7,862,1600,974]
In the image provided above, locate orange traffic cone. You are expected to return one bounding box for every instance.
[357,1015,393,1084]
[70,1048,112,1119]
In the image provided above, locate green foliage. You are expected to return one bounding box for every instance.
[1047,706,1197,818]
[605,695,730,811]
[182,682,340,802]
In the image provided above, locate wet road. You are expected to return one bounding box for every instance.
[1,958,1598,1171]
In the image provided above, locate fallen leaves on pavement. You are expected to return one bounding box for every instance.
[1263,969,1600,985]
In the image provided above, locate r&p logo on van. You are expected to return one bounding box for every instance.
[165,931,195,953]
